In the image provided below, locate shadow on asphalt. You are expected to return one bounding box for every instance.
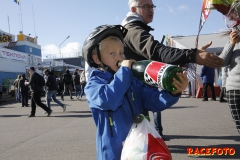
[0,114,28,117]
[0,114,92,118]
[168,144,240,159]
[67,111,91,113]
[51,114,92,118]
[167,135,240,141]
[0,106,15,108]
[0,102,18,106]
[168,106,198,109]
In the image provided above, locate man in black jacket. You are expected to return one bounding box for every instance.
[72,69,81,100]
[122,0,224,140]
[25,67,52,117]
[18,74,29,107]
[61,70,73,101]
[122,0,223,67]
[44,69,66,112]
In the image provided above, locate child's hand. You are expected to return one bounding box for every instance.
[119,59,136,69]
[171,71,188,95]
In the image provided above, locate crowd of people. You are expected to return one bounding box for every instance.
[12,67,86,117]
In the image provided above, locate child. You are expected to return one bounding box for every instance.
[82,25,188,160]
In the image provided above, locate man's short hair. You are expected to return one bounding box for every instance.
[128,0,141,9]
[44,69,50,74]
[30,67,35,71]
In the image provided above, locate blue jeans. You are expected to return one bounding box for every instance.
[74,85,81,97]
[153,112,163,132]
[80,83,86,98]
[142,109,163,132]
[15,88,21,102]
[46,90,63,109]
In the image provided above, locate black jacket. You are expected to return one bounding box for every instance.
[45,74,58,91]
[72,72,80,85]
[18,78,29,92]
[123,21,196,64]
[62,73,73,85]
[28,72,42,92]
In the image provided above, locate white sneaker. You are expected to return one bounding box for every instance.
[62,104,66,112]
[43,111,47,114]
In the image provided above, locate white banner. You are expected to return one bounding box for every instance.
[0,48,28,62]
[54,61,63,66]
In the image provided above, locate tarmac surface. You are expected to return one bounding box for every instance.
[0,95,239,160]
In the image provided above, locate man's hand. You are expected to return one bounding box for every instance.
[196,41,223,68]
[230,30,240,45]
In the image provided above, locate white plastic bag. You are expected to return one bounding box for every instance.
[121,115,172,160]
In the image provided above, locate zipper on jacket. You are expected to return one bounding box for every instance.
[108,111,114,137]
[107,76,115,137]
[131,92,134,101]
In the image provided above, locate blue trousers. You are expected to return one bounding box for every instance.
[142,109,163,132]
[46,90,64,109]
[74,85,81,97]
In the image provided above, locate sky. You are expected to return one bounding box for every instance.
[0,0,227,60]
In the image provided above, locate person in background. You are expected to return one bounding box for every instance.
[121,0,223,139]
[219,66,228,102]
[44,69,66,112]
[179,64,191,97]
[58,74,64,95]
[82,24,188,160]
[188,63,197,98]
[18,74,29,107]
[219,29,240,134]
[24,67,52,117]
[72,69,81,100]
[61,70,73,101]
[14,74,21,103]
[0,84,2,104]
[200,66,216,101]
[79,70,86,100]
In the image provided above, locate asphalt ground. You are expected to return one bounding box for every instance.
[0,96,239,160]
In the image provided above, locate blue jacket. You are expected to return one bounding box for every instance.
[85,67,180,160]
[200,66,215,83]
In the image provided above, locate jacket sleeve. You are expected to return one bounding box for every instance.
[45,75,50,87]
[28,75,34,86]
[28,73,39,90]
[124,23,196,64]
[18,80,22,90]
[218,41,235,66]
[13,79,18,87]
[133,78,180,112]
[85,67,133,111]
